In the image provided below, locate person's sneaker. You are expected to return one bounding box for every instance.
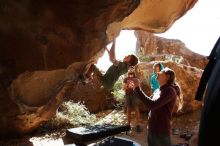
[135,125,142,133]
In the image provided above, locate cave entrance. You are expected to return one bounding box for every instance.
[96,30,137,72]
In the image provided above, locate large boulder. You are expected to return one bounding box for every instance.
[0,0,197,137]
[135,30,208,69]
[107,0,197,38]
[0,0,139,138]
[136,61,203,114]
[134,30,207,114]
[2,62,85,137]
[70,77,114,113]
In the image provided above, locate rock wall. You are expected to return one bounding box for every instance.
[0,0,139,138]
[1,62,85,137]
[134,30,207,114]
[107,0,198,39]
[135,30,208,69]
[70,77,114,113]
[0,0,197,137]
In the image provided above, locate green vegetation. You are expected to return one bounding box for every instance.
[96,110,126,125]
[111,76,125,104]
[49,101,97,128]
[137,52,155,62]
[47,74,132,129]
[48,100,127,129]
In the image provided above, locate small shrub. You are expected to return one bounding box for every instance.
[112,76,125,104]
[49,101,97,128]
[112,89,125,103]
[96,110,127,125]
[137,52,154,62]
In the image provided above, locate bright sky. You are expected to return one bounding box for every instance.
[97,0,220,71]
[96,30,136,71]
[156,0,220,56]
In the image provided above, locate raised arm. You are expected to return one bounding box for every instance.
[105,38,119,65]
[134,86,176,111]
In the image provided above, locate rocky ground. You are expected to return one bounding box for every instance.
[0,108,201,146]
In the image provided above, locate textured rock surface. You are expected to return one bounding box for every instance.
[0,0,197,137]
[70,77,114,113]
[135,30,208,69]
[134,31,207,114]
[2,62,85,137]
[0,0,139,137]
[136,61,203,114]
[0,0,139,73]
[107,0,197,39]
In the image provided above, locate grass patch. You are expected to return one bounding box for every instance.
[137,52,155,62]
[49,101,97,128]
[47,101,127,129]
[111,76,125,106]
[96,110,127,125]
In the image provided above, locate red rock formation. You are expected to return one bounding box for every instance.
[5,62,85,136]
[0,0,139,137]
[107,0,198,37]
[0,0,198,137]
[135,30,208,69]
[134,31,208,114]
[70,77,114,113]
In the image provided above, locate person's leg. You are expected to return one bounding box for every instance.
[134,105,141,125]
[147,130,153,146]
[83,64,94,78]
[157,134,172,146]
[125,95,133,125]
[127,106,132,125]
[84,64,103,81]
[131,97,141,132]
[147,130,160,146]
[91,64,103,81]
[134,105,142,132]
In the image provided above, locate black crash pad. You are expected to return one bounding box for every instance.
[66,124,130,144]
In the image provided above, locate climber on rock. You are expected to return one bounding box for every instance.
[80,38,139,90]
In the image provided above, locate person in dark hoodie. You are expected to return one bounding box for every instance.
[128,67,180,146]
[150,62,164,95]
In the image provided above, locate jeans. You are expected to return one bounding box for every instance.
[147,130,172,146]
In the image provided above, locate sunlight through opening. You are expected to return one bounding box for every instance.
[96,30,137,72]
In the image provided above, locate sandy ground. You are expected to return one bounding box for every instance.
[0,109,201,146]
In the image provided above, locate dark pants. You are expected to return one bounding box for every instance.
[147,130,172,146]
